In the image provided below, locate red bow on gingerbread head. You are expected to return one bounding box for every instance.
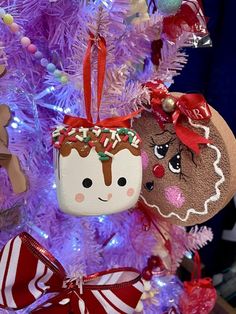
[146,80,212,154]
[0,233,143,313]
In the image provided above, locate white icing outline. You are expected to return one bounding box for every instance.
[141,119,225,222]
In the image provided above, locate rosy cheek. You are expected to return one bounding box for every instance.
[141,150,149,170]
[75,193,85,203]
[127,188,135,197]
[164,186,185,208]
[108,193,112,200]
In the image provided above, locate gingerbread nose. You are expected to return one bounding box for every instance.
[153,164,165,178]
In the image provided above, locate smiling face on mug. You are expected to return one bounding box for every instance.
[54,127,142,216]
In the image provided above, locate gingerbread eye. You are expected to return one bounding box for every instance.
[168,153,181,174]
[154,143,170,159]
[150,137,175,160]
[82,178,93,188]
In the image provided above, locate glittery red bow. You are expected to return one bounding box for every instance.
[146,80,212,154]
[0,233,143,313]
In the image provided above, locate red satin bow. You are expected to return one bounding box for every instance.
[63,110,141,129]
[64,32,140,129]
[0,233,143,313]
[147,80,212,154]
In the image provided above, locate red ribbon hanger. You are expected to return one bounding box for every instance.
[0,233,143,313]
[64,32,140,129]
[146,80,212,154]
[184,251,214,293]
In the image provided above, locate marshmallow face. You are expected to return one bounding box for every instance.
[53,126,142,216]
[133,107,236,226]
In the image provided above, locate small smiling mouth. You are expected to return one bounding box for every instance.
[98,197,108,202]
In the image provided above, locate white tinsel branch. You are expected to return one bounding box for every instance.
[0,42,8,67]
[150,32,192,83]
[186,225,213,252]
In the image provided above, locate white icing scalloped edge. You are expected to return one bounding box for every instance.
[141,119,225,222]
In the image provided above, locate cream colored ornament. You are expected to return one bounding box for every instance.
[53,125,142,216]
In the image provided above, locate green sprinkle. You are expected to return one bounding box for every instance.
[101,129,110,133]
[98,152,106,157]
[83,136,91,143]
[118,128,128,135]
[128,135,133,144]
[99,156,110,161]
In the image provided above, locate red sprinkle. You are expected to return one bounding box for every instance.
[123,135,129,142]
[88,141,95,148]
[106,142,113,152]
[99,134,107,144]
[67,136,77,142]
[59,135,65,145]
[60,129,67,136]
[54,143,61,149]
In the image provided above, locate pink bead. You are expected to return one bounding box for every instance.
[21,37,31,47]
[27,44,37,54]
[9,23,20,33]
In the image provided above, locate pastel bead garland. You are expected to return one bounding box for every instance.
[0,7,69,84]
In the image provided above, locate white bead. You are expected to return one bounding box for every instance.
[0,8,6,18]
[141,292,149,300]
[144,280,152,291]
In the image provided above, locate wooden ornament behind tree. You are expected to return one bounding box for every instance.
[0,66,27,194]
[133,92,236,226]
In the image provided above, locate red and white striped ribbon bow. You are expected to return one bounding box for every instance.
[0,233,144,313]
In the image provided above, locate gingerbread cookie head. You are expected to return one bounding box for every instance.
[133,99,236,226]
[53,126,142,216]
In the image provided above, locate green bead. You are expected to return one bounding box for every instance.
[157,0,182,15]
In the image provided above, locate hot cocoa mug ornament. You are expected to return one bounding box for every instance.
[134,81,236,226]
[53,34,142,216]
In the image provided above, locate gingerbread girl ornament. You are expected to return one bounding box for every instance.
[134,81,236,226]
[0,66,27,194]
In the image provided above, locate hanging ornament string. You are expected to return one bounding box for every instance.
[83,32,107,123]
[179,250,217,314]
[64,33,141,128]
[184,251,214,293]
[137,200,172,254]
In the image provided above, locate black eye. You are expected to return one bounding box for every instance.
[117,177,127,186]
[82,178,93,188]
[154,143,170,159]
[145,181,154,192]
[150,137,174,160]
[168,153,181,174]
